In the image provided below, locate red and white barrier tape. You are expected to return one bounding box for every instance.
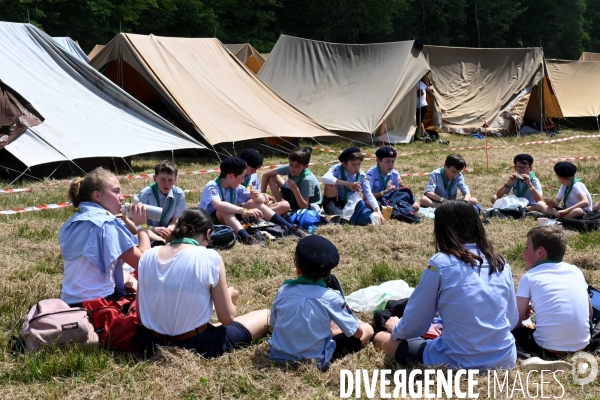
[0,188,32,194]
[0,202,71,215]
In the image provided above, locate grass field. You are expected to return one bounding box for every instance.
[1,129,600,399]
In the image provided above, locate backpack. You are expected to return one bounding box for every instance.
[83,295,141,353]
[380,188,421,224]
[288,209,321,229]
[21,299,98,353]
[350,200,373,226]
[560,211,600,232]
[207,225,237,249]
[483,204,527,220]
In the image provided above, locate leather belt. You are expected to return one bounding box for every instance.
[149,324,207,342]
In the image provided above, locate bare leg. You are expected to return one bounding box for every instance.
[216,210,245,234]
[357,322,374,347]
[563,208,585,219]
[268,175,286,202]
[373,331,403,359]
[269,201,291,215]
[234,309,270,340]
[420,195,440,208]
[324,184,338,198]
[490,195,498,206]
[468,197,479,205]
[412,202,420,212]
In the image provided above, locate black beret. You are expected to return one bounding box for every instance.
[513,154,534,165]
[239,148,263,169]
[220,157,247,172]
[376,146,397,159]
[295,236,340,272]
[553,161,577,177]
[338,146,361,163]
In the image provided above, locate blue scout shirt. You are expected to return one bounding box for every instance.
[276,165,322,209]
[198,179,251,214]
[243,173,261,191]
[322,164,379,210]
[268,283,360,369]
[138,184,186,227]
[505,173,543,206]
[365,165,401,194]
[424,167,470,199]
[392,244,519,370]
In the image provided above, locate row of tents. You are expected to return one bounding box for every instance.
[2,21,600,179]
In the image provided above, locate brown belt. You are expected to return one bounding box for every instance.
[149,324,207,342]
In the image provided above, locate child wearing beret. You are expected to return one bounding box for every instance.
[538,161,593,219]
[268,236,374,369]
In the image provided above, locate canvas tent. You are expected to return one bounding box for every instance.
[88,44,105,59]
[422,46,561,134]
[258,35,431,143]
[0,23,204,177]
[224,44,266,74]
[579,52,600,62]
[0,80,44,151]
[52,37,90,63]
[546,60,600,119]
[89,34,334,148]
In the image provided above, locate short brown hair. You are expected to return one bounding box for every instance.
[154,160,178,176]
[527,226,567,262]
[344,152,364,163]
[289,147,313,165]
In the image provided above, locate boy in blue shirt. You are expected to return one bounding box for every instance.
[268,236,374,369]
[366,146,419,212]
[198,157,308,245]
[491,154,544,211]
[240,148,291,216]
[420,154,479,208]
[321,146,385,224]
[137,160,186,243]
[261,147,322,211]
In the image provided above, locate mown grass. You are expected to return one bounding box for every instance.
[0,130,599,398]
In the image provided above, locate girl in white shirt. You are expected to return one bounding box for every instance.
[137,207,270,357]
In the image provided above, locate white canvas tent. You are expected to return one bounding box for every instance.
[1,23,204,176]
[52,37,90,63]
[258,35,431,143]
[579,52,600,62]
[546,60,600,118]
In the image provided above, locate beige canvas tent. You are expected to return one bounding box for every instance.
[546,60,600,118]
[224,44,265,74]
[90,34,334,147]
[88,44,105,59]
[258,35,430,143]
[423,46,562,133]
[579,52,600,62]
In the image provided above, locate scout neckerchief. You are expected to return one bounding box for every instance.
[288,169,311,208]
[244,175,252,189]
[215,177,235,204]
[283,276,326,287]
[170,237,199,246]
[440,167,456,199]
[515,172,537,198]
[376,165,391,191]
[150,182,174,227]
[339,166,360,203]
[563,178,581,207]
[532,259,561,269]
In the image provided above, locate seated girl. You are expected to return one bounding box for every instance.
[137,207,270,357]
[373,200,519,370]
[60,167,150,306]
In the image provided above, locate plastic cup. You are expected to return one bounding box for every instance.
[537,217,548,226]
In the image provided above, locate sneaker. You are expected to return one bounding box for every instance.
[520,357,572,372]
[439,140,450,145]
[241,232,265,246]
[289,224,309,238]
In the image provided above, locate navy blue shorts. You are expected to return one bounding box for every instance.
[141,322,252,358]
[394,337,427,365]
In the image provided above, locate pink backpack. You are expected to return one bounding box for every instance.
[21,299,98,353]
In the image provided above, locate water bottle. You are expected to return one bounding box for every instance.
[122,195,163,221]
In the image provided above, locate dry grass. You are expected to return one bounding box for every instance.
[1,129,600,399]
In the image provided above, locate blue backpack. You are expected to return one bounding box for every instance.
[288,209,321,229]
[207,225,237,249]
[350,200,373,225]
[380,188,420,224]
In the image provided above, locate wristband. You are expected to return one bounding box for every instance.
[504,183,511,189]
[136,224,148,230]
[380,191,385,197]
[243,208,248,215]
[563,208,571,215]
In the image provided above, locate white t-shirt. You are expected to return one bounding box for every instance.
[516,262,590,351]
[556,181,593,212]
[61,255,118,305]
[138,246,222,336]
[417,81,428,108]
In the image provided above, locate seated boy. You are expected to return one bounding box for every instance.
[538,162,593,219]
[321,146,385,224]
[366,146,419,212]
[240,148,290,216]
[420,154,479,208]
[198,157,308,245]
[261,147,322,212]
[491,154,545,211]
[513,226,591,369]
[137,160,186,243]
[268,236,374,369]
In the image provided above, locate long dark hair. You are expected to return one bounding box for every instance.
[434,201,505,273]
[170,208,213,240]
